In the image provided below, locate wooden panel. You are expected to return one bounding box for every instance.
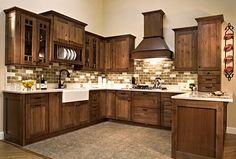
[77,101,89,124]
[106,91,116,118]
[132,107,160,125]
[197,16,222,71]
[3,93,24,145]
[177,106,216,157]
[53,16,69,43]
[132,92,160,108]
[99,91,106,118]
[104,40,113,70]
[116,91,131,121]
[25,94,49,140]
[198,71,220,76]
[89,91,100,122]
[26,94,48,105]
[69,22,84,46]
[113,38,129,70]
[48,93,62,133]
[62,102,75,129]
[198,84,221,92]
[174,26,198,71]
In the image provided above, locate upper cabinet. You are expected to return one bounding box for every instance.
[104,35,135,72]
[173,26,198,71]
[83,31,104,71]
[196,15,224,71]
[4,7,50,66]
[40,11,87,65]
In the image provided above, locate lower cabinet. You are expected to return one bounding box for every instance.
[106,91,116,119]
[131,92,161,125]
[89,91,101,122]
[75,101,89,125]
[116,91,131,121]
[25,94,49,140]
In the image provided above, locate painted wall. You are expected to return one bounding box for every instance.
[103,0,236,128]
[0,0,104,132]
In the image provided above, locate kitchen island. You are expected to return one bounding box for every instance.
[171,92,233,159]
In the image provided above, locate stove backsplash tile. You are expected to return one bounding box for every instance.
[6,60,197,85]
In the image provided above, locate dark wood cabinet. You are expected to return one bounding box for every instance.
[173,26,198,71]
[49,93,62,133]
[104,35,135,72]
[75,101,89,125]
[83,31,104,70]
[99,91,107,118]
[89,91,101,122]
[195,15,223,92]
[41,11,87,65]
[116,91,131,121]
[172,99,228,159]
[4,7,50,66]
[106,91,116,119]
[131,92,160,125]
[62,102,76,129]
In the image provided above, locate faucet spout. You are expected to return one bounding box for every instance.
[58,69,70,89]
[153,77,162,89]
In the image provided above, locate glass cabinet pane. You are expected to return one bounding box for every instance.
[37,23,47,63]
[24,19,33,62]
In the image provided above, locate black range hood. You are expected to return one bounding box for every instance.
[132,10,173,59]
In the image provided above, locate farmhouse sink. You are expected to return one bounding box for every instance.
[62,88,89,103]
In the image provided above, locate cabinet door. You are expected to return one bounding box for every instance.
[62,102,76,129]
[197,19,222,71]
[49,93,62,133]
[25,94,48,139]
[99,39,105,71]
[53,17,69,43]
[174,27,197,71]
[100,91,107,118]
[104,40,113,70]
[21,14,37,65]
[36,19,50,66]
[69,23,84,46]
[116,91,131,121]
[76,101,89,125]
[113,38,129,71]
[106,91,116,118]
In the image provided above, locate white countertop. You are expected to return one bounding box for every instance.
[171,91,233,103]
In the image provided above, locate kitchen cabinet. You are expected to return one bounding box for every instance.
[41,11,87,65]
[116,91,131,121]
[89,91,101,122]
[25,94,49,140]
[131,92,160,125]
[173,26,198,71]
[196,15,223,92]
[62,102,76,129]
[4,7,50,66]
[104,35,135,72]
[106,91,116,119]
[99,91,107,118]
[172,99,228,159]
[160,93,178,128]
[49,93,62,133]
[83,31,104,70]
[75,101,89,125]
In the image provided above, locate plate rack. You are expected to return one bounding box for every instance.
[224,23,234,81]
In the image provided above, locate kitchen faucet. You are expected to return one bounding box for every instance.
[58,69,70,89]
[153,77,162,89]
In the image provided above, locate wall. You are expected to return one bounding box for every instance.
[103,0,236,128]
[0,0,104,133]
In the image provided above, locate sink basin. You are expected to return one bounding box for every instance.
[62,89,89,103]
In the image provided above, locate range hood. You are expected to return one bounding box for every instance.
[132,10,173,59]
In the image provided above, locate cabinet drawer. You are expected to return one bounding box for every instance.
[116,91,131,99]
[132,92,160,108]
[198,84,221,92]
[198,71,220,76]
[26,94,48,105]
[198,75,220,84]
[132,107,160,125]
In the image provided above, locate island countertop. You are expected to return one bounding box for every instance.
[171,91,233,103]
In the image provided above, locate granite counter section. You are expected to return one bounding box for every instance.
[171,91,233,102]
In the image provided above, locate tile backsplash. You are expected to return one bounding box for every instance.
[5,59,197,85]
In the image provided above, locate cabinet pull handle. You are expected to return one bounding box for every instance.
[205,79,213,81]
[143,108,148,112]
[205,86,212,89]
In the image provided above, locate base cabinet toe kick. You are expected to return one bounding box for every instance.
[172,99,229,159]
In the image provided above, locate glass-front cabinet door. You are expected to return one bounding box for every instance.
[21,14,36,65]
[36,20,50,65]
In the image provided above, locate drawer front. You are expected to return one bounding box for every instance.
[116,91,131,99]
[198,75,220,84]
[198,84,221,92]
[132,92,160,108]
[26,94,48,105]
[132,107,160,125]
[198,71,220,76]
